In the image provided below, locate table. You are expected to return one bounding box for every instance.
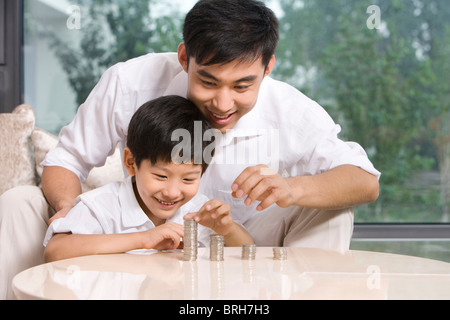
[12,247,450,300]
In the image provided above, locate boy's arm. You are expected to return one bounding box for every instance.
[222,222,254,247]
[44,232,143,263]
[44,222,184,262]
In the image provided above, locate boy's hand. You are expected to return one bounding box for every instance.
[142,222,184,251]
[184,199,233,236]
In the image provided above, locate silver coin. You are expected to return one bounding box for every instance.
[241,244,257,260]
[273,247,288,260]
[183,219,198,261]
[210,234,225,261]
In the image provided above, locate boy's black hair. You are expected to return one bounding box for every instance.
[127,95,214,174]
[183,0,279,67]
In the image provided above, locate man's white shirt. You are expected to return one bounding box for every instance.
[43,52,381,225]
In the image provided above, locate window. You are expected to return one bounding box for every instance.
[271,0,450,225]
[23,0,450,227]
[23,0,193,133]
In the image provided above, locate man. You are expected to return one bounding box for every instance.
[0,0,379,299]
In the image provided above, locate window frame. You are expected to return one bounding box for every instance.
[0,0,22,113]
[353,224,450,240]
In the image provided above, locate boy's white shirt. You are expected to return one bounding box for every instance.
[42,52,381,226]
[43,176,214,247]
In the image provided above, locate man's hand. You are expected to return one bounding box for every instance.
[48,206,72,225]
[42,166,82,225]
[231,165,295,212]
[232,164,380,211]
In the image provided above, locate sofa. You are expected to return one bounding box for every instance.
[0,105,124,197]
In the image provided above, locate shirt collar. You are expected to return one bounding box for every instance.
[119,176,155,229]
[163,71,188,98]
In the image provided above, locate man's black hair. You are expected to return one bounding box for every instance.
[127,95,214,174]
[183,0,279,67]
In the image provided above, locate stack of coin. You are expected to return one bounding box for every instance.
[241,244,257,260]
[183,219,198,261]
[210,234,225,261]
[273,247,288,260]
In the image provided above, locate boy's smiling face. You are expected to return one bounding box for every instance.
[124,148,202,226]
[178,43,276,133]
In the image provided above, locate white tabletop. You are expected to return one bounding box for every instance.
[12,247,450,300]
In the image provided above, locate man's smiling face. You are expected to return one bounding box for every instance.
[179,44,275,133]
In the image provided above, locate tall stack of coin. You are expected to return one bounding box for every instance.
[183,219,198,261]
[210,234,225,261]
[273,247,288,260]
[241,244,257,260]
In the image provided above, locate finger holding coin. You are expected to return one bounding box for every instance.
[184,199,231,233]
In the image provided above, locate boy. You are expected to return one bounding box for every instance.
[43,96,253,262]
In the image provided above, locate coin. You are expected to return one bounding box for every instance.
[241,244,256,260]
[183,219,198,261]
[273,247,288,260]
[210,234,225,261]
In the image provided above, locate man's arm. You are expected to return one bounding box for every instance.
[41,166,82,224]
[41,65,131,224]
[232,164,380,211]
[287,165,380,210]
